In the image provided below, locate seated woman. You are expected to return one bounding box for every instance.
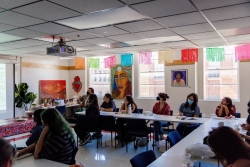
[26,109,44,146]
[120,95,138,113]
[215,97,236,117]
[176,93,200,137]
[17,108,77,165]
[74,94,100,146]
[207,126,250,167]
[0,138,15,167]
[152,93,171,142]
[100,93,116,112]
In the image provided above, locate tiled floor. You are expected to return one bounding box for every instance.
[6,131,166,167]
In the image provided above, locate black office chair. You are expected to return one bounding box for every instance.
[235,112,241,118]
[55,105,66,117]
[125,118,151,152]
[100,115,119,147]
[130,150,156,167]
[137,108,143,114]
[75,115,101,148]
[166,130,182,150]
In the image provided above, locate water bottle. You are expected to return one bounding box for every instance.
[128,104,132,115]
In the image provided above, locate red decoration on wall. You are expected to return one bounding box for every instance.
[72,76,82,93]
[181,49,198,62]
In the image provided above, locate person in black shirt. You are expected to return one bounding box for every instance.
[100,93,116,112]
[241,101,250,144]
[75,94,100,146]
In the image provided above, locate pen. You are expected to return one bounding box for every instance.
[79,162,84,167]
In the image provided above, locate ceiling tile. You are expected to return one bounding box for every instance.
[86,26,128,37]
[182,31,220,40]
[0,39,49,49]
[56,6,146,29]
[202,3,250,21]
[60,31,98,40]
[0,46,12,51]
[26,23,76,35]
[192,0,250,10]
[107,34,143,42]
[135,29,176,38]
[219,27,250,36]
[212,17,250,30]
[115,20,164,33]
[192,38,225,44]
[82,38,116,44]
[0,11,45,27]
[131,0,196,18]
[0,0,38,9]
[164,41,195,47]
[224,34,250,42]
[169,23,214,35]
[50,0,124,13]
[120,0,150,5]
[81,45,106,50]
[66,41,93,47]
[4,28,47,38]
[155,12,207,28]
[0,23,18,32]
[228,40,250,45]
[13,1,81,21]
[0,33,23,43]
[198,43,228,47]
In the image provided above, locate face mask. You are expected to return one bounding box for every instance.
[86,91,90,95]
[187,99,193,105]
[156,97,160,101]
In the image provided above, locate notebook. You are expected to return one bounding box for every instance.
[193,161,222,167]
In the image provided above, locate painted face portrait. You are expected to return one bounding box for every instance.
[175,74,182,82]
[112,66,132,99]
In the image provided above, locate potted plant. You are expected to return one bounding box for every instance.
[15,83,37,117]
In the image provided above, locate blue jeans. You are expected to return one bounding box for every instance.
[154,121,167,141]
[176,123,200,138]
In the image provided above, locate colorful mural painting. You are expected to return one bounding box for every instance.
[111,65,132,99]
[40,80,66,99]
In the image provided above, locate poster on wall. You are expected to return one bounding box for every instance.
[40,80,66,99]
[111,65,132,99]
[171,69,188,87]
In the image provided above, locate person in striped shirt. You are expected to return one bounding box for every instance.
[17,108,78,165]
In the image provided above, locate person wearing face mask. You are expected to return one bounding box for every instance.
[215,97,236,117]
[176,93,200,138]
[79,87,94,108]
[152,93,171,143]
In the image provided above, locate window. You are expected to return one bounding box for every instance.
[204,46,238,100]
[89,57,110,97]
[139,52,165,98]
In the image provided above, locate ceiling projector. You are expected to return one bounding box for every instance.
[47,37,76,57]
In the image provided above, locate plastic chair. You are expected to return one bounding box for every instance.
[125,118,151,153]
[166,130,182,150]
[100,115,119,147]
[130,150,156,167]
[55,105,66,116]
[75,115,101,148]
[235,112,241,118]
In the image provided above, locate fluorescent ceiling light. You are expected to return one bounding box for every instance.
[0,33,23,43]
[125,36,184,45]
[56,6,146,29]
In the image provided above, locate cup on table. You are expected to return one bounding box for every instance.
[180,153,191,167]
[202,114,206,118]
[218,122,224,127]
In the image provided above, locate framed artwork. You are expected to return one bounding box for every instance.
[111,65,132,99]
[171,70,188,87]
[40,80,66,99]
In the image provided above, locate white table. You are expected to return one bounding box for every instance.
[148,118,247,167]
[14,156,69,167]
[76,111,209,124]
